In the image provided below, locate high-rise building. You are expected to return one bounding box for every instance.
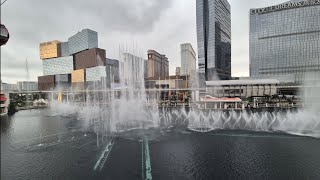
[38,29,108,90]
[196,0,231,81]
[147,50,169,78]
[17,81,38,91]
[176,67,181,76]
[180,43,196,75]
[249,0,320,83]
[68,29,98,55]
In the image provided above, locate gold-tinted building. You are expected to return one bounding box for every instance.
[71,69,85,90]
[72,69,85,83]
[40,40,61,60]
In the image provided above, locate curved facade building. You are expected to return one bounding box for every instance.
[249,0,320,82]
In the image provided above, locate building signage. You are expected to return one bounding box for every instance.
[251,0,320,15]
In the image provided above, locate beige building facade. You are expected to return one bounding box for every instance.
[147,50,169,78]
[181,43,196,75]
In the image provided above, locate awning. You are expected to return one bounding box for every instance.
[201,95,242,102]
[0,95,7,101]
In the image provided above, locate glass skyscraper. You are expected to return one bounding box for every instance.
[196,0,231,82]
[68,29,98,55]
[250,0,320,83]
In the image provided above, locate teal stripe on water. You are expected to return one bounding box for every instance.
[144,136,152,180]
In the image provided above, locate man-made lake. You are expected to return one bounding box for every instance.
[1,109,320,179]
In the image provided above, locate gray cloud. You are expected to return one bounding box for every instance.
[1,0,173,83]
[1,0,287,83]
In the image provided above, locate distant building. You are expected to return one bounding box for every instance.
[145,75,189,101]
[196,0,231,81]
[206,79,280,98]
[249,0,320,83]
[147,50,169,78]
[180,43,196,75]
[1,82,18,92]
[146,75,189,89]
[17,81,38,91]
[176,67,181,76]
[68,29,98,55]
[38,29,106,91]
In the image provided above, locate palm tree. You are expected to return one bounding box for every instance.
[271,94,278,102]
[282,95,287,101]
[264,94,271,103]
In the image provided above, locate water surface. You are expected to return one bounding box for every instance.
[1,109,320,179]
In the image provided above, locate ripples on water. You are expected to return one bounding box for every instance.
[1,109,320,179]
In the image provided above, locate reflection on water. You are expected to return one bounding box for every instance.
[1,109,320,180]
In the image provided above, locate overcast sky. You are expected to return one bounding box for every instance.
[1,0,288,84]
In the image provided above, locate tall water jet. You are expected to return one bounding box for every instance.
[109,47,159,132]
[302,72,320,112]
[49,47,320,139]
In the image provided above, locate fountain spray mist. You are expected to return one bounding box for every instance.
[50,49,319,141]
